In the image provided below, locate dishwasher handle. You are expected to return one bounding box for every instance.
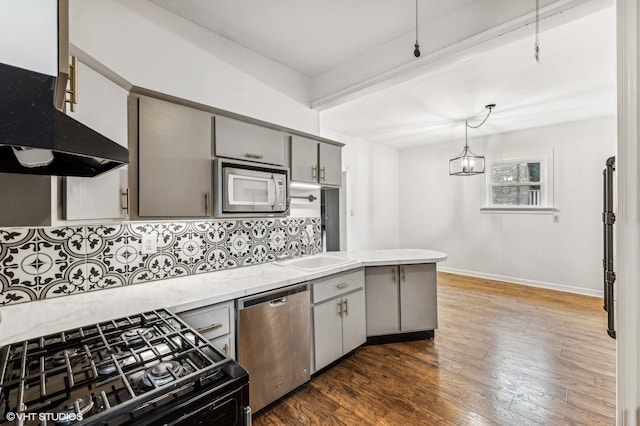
[238,283,308,309]
[269,297,288,307]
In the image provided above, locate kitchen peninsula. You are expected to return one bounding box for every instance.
[0,249,446,346]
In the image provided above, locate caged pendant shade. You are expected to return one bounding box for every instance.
[449,104,495,176]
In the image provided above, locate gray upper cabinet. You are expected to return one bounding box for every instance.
[138,97,213,217]
[0,174,52,227]
[290,135,318,184]
[291,135,342,187]
[214,116,286,166]
[65,61,129,221]
[318,142,342,187]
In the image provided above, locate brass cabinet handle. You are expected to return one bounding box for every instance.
[223,343,229,356]
[312,165,318,180]
[204,191,210,215]
[65,56,78,112]
[245,153,264,160]
[336,282,349,289]
[391,268,396,283]
[197,323,223,333]
[401,267,406,282]
[343,299,349,316]
[320,166,326,181]
[338,300,343,317]
[121,188,130,214]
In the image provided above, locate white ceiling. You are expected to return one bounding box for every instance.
[148,0,616,149]
[321,7,616,149]
[148,0,475,78]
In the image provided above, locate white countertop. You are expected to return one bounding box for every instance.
[0,249,446,345]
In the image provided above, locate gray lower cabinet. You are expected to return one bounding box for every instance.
[365,263,437,336]
[214,115,286,166]
[172,300,236,360]
[290,135,342,187]
[138,96,213,217]
[312,269,366,371]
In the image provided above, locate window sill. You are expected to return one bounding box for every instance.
[480,206,555,214]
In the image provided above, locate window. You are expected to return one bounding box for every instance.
[484,156,552,210]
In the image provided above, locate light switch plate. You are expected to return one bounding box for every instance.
[141,233,158,254]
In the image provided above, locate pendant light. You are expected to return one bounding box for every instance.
[449,104,496,176]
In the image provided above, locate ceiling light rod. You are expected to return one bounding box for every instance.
[449,104,496,176]
[535,0,540,63]
[414,0,420,57]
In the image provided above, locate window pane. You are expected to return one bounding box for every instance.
[492,185,542,206]
[491,161,541,184]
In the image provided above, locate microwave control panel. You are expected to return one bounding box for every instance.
[275,178,286,210]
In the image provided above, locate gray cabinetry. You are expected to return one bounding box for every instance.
[0,174,52,227]
[65,61,129,221]
[290,135,318,184]
[172,300,236,359]
[138,96,213,217]
[291,135,342,187]
[214,116,286,166]
[365,263,437,337]
[318,142,342,186]
[312,269,366,371]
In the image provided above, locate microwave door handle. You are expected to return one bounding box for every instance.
[270,175,278,208]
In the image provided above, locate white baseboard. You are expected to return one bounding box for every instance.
[437,266,603,298]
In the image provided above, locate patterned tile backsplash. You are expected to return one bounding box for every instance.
[0,217,321,306]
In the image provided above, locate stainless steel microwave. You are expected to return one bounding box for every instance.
[214,159,289,217]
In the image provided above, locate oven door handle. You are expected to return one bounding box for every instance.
[244,406,252,426]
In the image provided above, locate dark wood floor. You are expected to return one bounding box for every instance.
[253,272,616,425]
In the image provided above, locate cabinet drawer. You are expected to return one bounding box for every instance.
[178,304,231,340]
[211,334,233,358]
[313,269,364,304]
[214,116,286,166]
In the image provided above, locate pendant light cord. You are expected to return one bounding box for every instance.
[416,0,418,43]
[466,105,494,129]
[535,0,540,63]
[413,0,421,57]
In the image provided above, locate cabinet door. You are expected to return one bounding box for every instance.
[318,142,342,187]
[365,266,400,336]
[215,116,286,166]
[342,290,366,354]
[313,298,344,371]
[400,263,438,331]
[66,61,128,220]
[290,135,318,184]
[0,173,51,227]
[138,97,213,217]
[211,335,233,359]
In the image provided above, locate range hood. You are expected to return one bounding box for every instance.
[0,62,129,177]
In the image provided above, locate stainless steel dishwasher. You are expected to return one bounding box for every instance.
[237,283,311,413]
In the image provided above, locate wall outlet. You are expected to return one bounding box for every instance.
[553,215,560,223]
[141,233,158,254]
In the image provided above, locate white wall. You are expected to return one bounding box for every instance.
[0,0,57,75]
[321,129,400,251]
[399,117,616,296]
[70,0,318,134]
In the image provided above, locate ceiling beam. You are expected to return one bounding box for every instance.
[311,0,612,111]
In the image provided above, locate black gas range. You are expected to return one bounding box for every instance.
[0,309,249,425]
